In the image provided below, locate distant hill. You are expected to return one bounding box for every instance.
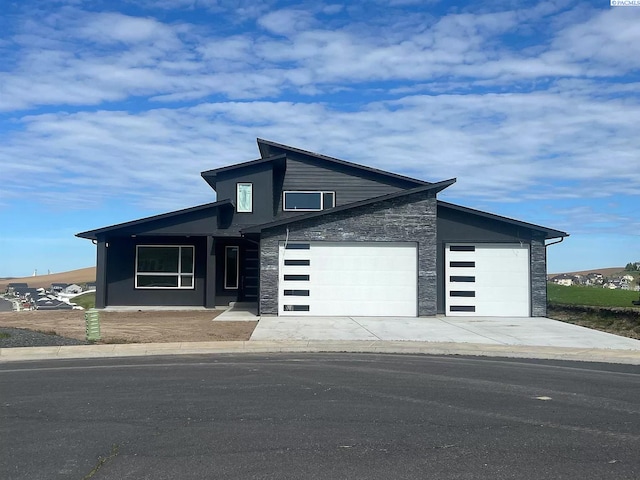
[0,267,96,290]
[548,267,625,278]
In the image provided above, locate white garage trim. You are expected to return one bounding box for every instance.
[278,241,417,316]
[445,243,530,317]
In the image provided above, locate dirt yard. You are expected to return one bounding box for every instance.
[0,310,257,344]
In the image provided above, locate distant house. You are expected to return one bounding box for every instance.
[63,284,83,295]
[585,272,604,286]
[50,283,69,294]
[36,298,74,310]
[6,282,28,295]
[83,282,97,291]
[552,274,576,287]
[13,286,39,299]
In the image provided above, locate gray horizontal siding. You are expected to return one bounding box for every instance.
[278,156,417,216]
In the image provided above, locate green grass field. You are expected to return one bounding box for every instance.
[71,292,96,310]
[547,283,640,308]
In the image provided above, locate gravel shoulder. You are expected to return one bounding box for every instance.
[0,310,256,348]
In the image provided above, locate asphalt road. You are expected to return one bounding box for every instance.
[0,298,13,312]
[1,354,639,480]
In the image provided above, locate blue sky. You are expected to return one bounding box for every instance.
[1,0,639,277]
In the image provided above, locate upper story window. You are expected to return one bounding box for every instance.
[283,191,335,211]
[236,183,253,213]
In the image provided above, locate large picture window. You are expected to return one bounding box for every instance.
[136,246,194,289]
[283,191,335,211]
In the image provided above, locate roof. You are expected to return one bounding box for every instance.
[438,201,569,240]
[76,199,234,240]
[241,179,456,234]
[256,138,430,187]
[200,154,287,191]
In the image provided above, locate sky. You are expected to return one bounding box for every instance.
[0,0,639,278]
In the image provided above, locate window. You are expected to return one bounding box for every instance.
[236,183,253,213]
[225,246,239,289]
[136,246,194,289]
[283,191,335,211]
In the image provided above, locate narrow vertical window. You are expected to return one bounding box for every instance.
[236,183,253,213]
[225,246,239,289]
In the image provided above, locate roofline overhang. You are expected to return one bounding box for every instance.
[241,178,456,234]
[76,199,234,240]
[437,200,569,240]
[256,138,430,187]
[200,154,287,191]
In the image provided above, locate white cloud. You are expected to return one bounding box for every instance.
[0,0,639,245]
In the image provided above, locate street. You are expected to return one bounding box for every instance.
[1,354,639,479]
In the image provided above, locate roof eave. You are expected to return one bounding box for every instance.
[437,200,569,239]
[76,199,234,240]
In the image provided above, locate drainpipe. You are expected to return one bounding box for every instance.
[545,237,565,248]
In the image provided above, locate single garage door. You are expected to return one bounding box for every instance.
[278,241,417,316]
[445,243,530,317]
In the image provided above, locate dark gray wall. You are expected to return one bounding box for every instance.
[436,204,548,316]
[101,206,221,237]
[105,236,207,307]
[215,162,275,226]
[259,191,438,316]
[275,154,418,218]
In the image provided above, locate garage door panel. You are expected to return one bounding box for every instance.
[279,241,417,316]
[446,243,530,317]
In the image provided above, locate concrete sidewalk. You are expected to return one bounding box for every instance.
[1,339,639,365]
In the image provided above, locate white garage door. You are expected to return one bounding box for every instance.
[278,241,417,316]
[445,243,530,317]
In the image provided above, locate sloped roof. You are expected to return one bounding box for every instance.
[241,179,456,234]
[200,154,287,191]
[256,138,430,187]
[438,201,569,239]
[76,199,234,240]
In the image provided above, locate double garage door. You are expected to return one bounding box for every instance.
[445,243,531,316]
[278,241,417,316]
[277,241,531,317]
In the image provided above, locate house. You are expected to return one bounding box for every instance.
[63,284,83,295]
[5,282,28,295]
[50,283,69,294]
[551,274,576,287]
[77,139,568,317]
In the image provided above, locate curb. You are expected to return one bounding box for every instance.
[1,340,639,365]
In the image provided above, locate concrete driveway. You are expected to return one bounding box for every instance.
[250,316,640,350]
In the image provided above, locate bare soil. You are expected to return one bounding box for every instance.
[0,310,256,344]
[548,267,625,278]
[0,267,96,291]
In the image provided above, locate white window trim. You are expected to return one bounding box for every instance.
[236,182,253,213]
[283,191,335,212]
[224,246,240,290]
[135,245,195,290]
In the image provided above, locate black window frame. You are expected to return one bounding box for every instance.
[135,245,195,290]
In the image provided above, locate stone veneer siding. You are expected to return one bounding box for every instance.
[530,235,548,317]
[259,192,438,316]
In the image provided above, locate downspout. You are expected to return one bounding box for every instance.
[543,236,565,315]
[545,237,564,247]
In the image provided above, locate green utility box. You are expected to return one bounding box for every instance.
[85,309,101,341]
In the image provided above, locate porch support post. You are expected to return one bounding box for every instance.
[95,237,108,309]
[205,236,216,308]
